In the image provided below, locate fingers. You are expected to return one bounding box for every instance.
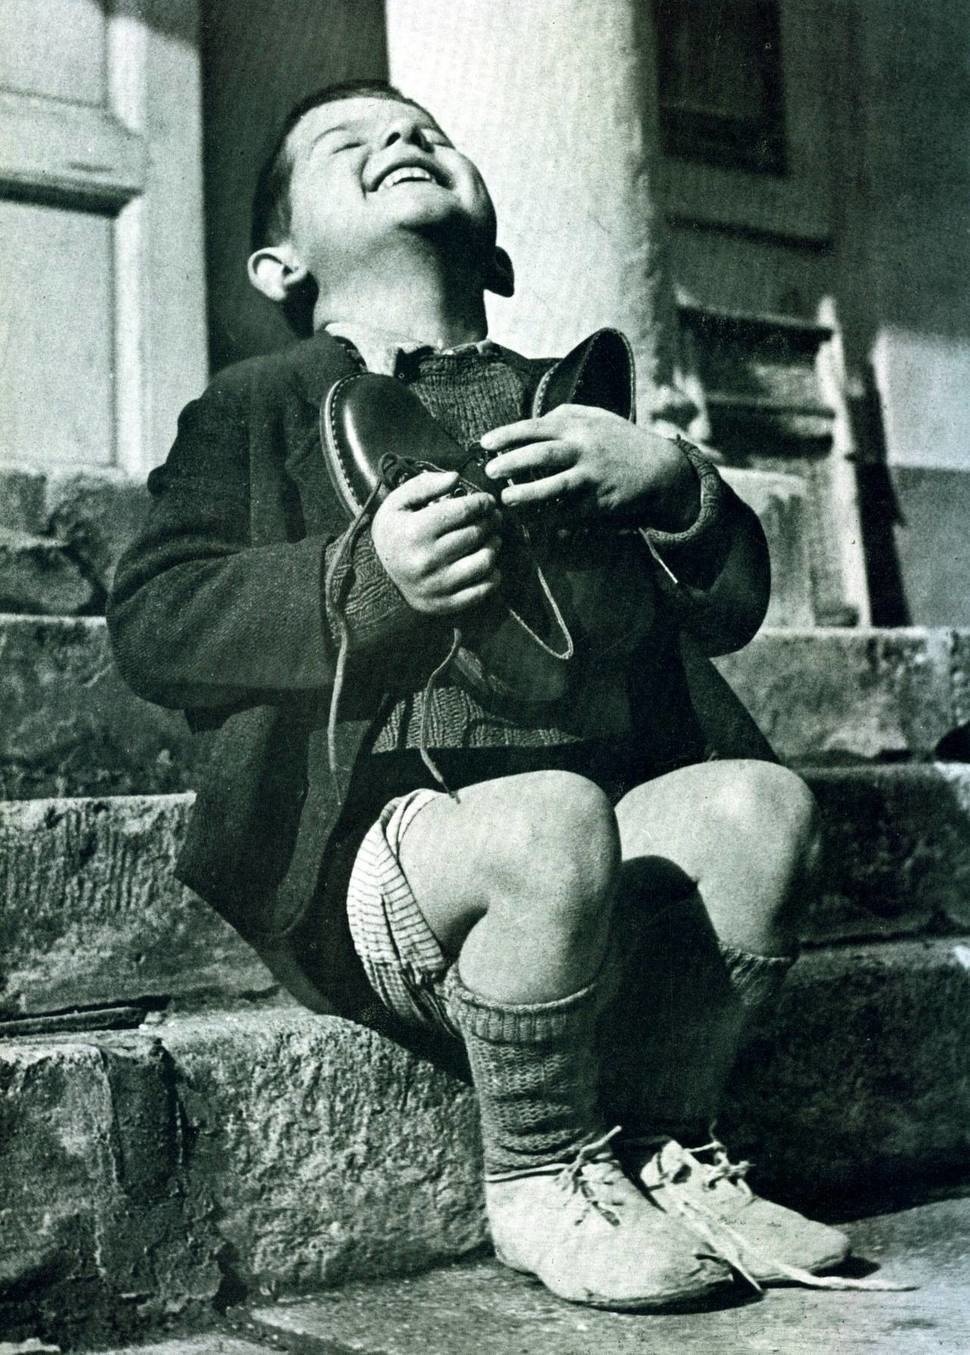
[435,542,501,594]
[432,522,502,568]
[387,469,461,510]
[484,439,573,484]
[499,469,575,508]
[433,579,501,615]
[420,490,500,539]
[420,541,502,615]
[480,417,557,452]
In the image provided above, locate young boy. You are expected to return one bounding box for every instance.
[108,79,848,1311]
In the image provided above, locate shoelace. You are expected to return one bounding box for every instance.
[631,1131,915,1293]
[323,459,462,797]
[555,1126,626,1226]
[322,452,575,799]
[485,1126,628,1229]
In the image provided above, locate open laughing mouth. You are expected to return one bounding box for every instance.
[373,159,450,192]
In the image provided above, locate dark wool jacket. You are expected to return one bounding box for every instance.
[107,328,773,1021]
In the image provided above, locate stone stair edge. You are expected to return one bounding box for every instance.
[2,762,969,1021]
[5,612,969,637]
[4,611,970,796]
[2,933,968,1348]
[4,933,967,1046]
[4,755,969,809]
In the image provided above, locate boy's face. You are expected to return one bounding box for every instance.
[282,96,498,285]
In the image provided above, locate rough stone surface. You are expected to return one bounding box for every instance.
[0,468,48,535]
[0,465,148,599]
[722,467,816,628]
[0,1033,220,1350]
[0,616,199,800]
[719,626,967,762]
[94,1342,272,1355]
[809,766,970,940]
[243,1192,970,1355]
[6,620,970,799]
[723,940,970,1198]
[162,1009,485,1295]
[0,795,272,1016]
[0,529,96,616]
[44,469,149,599]
[2,941,968,1343]
[6,764,969,1019]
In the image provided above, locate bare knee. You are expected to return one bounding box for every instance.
[487,771,620,933]
[710,761,821,879]
[703,761,821,948]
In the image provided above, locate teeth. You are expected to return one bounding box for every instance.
[378,166,436,191]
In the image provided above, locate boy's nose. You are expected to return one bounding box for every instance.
[381,114,430,151]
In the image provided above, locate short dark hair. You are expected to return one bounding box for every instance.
[250,78,429,253]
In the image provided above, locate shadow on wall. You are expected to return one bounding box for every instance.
[849,365,910,628]
[199,0,389,372]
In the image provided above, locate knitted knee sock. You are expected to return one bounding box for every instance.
[599,893,795,1142]
[444,966,609,1176]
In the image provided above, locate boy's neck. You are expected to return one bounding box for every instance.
[314,235,488,350]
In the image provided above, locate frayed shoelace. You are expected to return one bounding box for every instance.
[631,1131,916,1293]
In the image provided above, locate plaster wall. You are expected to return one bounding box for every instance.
[662,0,970,625]
[200,0,388,372]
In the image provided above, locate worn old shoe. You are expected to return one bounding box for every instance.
[485,1135,733,1310]
[635,1136,851,1287]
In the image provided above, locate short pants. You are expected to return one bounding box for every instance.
[345,788,460,1038]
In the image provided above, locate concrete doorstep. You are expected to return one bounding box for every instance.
[1,938,969,1348]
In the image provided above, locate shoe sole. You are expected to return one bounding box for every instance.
[495,1249,735,1312]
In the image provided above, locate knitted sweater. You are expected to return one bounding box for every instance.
[367,345,637,755]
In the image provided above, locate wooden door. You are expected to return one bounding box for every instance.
[0,0,207,479]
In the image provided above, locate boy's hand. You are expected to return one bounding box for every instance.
[481,405,700,532]
[371,470,503,615]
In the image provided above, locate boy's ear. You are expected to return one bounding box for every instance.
[247,242,311,303]
[486,245,515,298]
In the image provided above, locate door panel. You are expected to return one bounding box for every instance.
[0,199,114,466]
[0,0,107,106]
[0,0,207,477]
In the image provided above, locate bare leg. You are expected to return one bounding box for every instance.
[614,758,821,957]
[398,769,620,1001]
[601,758,821,1134]
[395,769,731,1308]
[605,760,850,1284]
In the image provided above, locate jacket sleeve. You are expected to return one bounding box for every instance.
[107,376,427,711]
[642,440,770,656]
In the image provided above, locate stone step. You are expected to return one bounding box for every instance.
[0,795,271,1017]
[0,529,98,616]
[716,626,970,763]
[0,463,815,628]
[3,765,968,1020]
[3,616,969,799]
[0,463,147,603]
[237,1193,970,1355]
[0,616,199,799]
[1,939,968,1345]
[39,1189,970,1352]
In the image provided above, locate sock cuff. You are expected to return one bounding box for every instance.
[718,942,796,1011]
[443,966,602,1043]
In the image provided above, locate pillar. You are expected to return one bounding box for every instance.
[385,0,693,424]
